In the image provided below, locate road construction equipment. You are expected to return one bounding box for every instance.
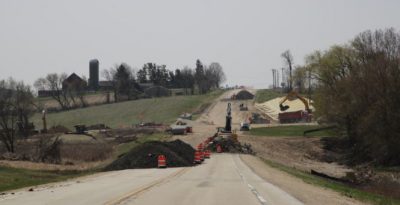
[279,91,311,113]
[239,103,248,111]
[225,103,232,132]
[240,122,250,131]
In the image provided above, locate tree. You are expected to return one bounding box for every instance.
[181,66,195,95]
[281,50,294,90]
[307,28,400,165]
[292,66,307,93]
[0,79,35,152]
[104,63,139,101]
[137,66,148,83]
[207,62,226,88]
[195,59,206,94]
[34,73,71,110]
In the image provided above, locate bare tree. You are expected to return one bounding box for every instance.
[281,50,294,90]
[34,73,70,110]
[208,62,226,88]
[0,79,35,152]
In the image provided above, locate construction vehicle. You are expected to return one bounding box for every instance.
[239,103,248,111]
[278,91,312,123]
[279,91,311,113]
[215,103,238,142]
[240,122,250,131]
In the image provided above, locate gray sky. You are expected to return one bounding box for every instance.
[1,0,399,88]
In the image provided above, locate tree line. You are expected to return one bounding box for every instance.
[0,59,225,153]
[289,28,400,165]
[32,59,225,110]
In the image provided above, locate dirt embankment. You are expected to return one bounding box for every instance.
[240,135,352,178]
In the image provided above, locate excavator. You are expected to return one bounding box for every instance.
[278,91,312,123]
[216,102,238,142]
[279,91,312,113]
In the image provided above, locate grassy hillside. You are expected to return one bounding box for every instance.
[0,167,90,192]
[255,89,283,103]
[32,90,223,130]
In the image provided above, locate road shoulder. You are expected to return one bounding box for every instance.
[239,154,365,205]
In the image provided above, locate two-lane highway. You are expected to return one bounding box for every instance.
[0,154,303,205]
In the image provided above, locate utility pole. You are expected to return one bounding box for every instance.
[272,69,276,89]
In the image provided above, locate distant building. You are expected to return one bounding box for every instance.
[99,81,113,91]
[62,73,87,90]
[38,90,61,98]
[89,59,99,91]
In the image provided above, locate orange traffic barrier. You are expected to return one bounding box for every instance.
[204,150,211,158]
[197,143,204,151]
[158,155,167,168]
[200,151,204,161]
[217,145,222,153]
[194,151,202,164]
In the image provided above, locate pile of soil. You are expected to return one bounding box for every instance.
[235,90,254,100]
[87,124,110,130]
[48,125,70,134]
[208,138,254,154]
[105,140,195,170]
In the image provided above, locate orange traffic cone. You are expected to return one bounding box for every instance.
[194,151,201,164]
[158,155,167,168]
[217,145,222,153]
[204,150,211,158]
[200,151,204,161]
[197,143,204,151]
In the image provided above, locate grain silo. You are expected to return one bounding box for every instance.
[89,59,99,91]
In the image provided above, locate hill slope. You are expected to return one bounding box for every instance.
[32,91,223,129]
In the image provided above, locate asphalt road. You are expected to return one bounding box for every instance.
[0,154,303,205]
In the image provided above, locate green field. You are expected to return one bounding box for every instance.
[255,89,283,103]
[250,125,334,137]
[32,90,223,130]
[0,167,90,192]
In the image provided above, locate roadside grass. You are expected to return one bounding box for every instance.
[32,90,223,130]
[250,125,335,137]
[0,167,92,192]
[261,158,400,205]
[255,89,284,103]
[0,132,170,193]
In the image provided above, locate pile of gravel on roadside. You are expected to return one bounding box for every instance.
[104,140,195,171]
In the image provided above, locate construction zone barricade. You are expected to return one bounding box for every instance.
[158,155,167,168]
[194,151,202,164]
[204,150,211,158]
[200,151,204,161]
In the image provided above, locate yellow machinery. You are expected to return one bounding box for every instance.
[279,91,311,113]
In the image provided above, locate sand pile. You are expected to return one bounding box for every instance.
[255,97,314,121]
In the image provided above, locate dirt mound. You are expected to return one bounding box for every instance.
[207,138,254,154]
[48,125,70,134]
[87,124,110,130]
[236,90,254,100]
[105,140,195,170]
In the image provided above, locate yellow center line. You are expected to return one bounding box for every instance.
[105,167,190,205]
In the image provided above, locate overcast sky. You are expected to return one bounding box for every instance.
[1,0,399,88]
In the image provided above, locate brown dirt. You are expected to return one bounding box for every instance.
[240,154,365,205]
[240,135,353,178]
